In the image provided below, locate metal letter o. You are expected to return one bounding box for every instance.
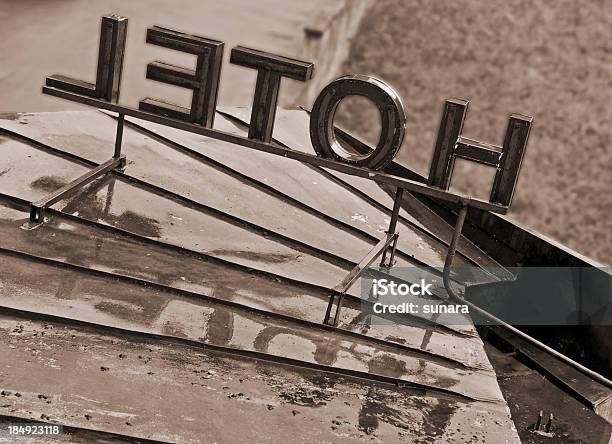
[309,75,406,170]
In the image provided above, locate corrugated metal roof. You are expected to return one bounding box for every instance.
[0,109,520,442]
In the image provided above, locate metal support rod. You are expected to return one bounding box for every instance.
[332,295,344,326]
[545,413,553,433]
[324,233,397,326]
[336,233,397,294]
[29,156,125,223]
[323,292,337,327]
[114,113,125,159]
[384,235,399,268]
[328,293,344,327]
[31,111,127,223]
[441,203,612,390]
[463,297,612,389]
[388,187,403,235]
[442,202,469,294]
[380,187,403,267]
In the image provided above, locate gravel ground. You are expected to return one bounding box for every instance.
[338,0,612,265]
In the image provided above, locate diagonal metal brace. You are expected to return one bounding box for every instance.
[324,232,398,326]
[379,187,403,267]
[442,201,469,299]
[29,155,126,223]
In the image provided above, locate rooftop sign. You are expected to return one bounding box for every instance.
[41,14,532,219]
[33,14,537,328]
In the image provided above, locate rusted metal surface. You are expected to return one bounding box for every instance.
[0,313,517,443]
[0,109,523,441]
[0,202,486,367]
[0,250,505,401]
[0,120,482,338]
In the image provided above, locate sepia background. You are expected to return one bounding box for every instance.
[337,0,612,266]
[1,0,610,265]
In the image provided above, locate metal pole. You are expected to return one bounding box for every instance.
[442,201,468,294]
[114,113,125,159]
[323,293,336,325]
[388,187,404,235]
[380,187,404,266]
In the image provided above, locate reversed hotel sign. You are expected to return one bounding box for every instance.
[41,14,532,218]
[34,14,537,330]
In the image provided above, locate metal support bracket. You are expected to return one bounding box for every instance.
[379,187,403,268]
[29,113,127,223]
[29,156,125,223]
[379,233,399,268]
[442,201,469,299]
[323,232,398,326]
[323,187,404,326]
